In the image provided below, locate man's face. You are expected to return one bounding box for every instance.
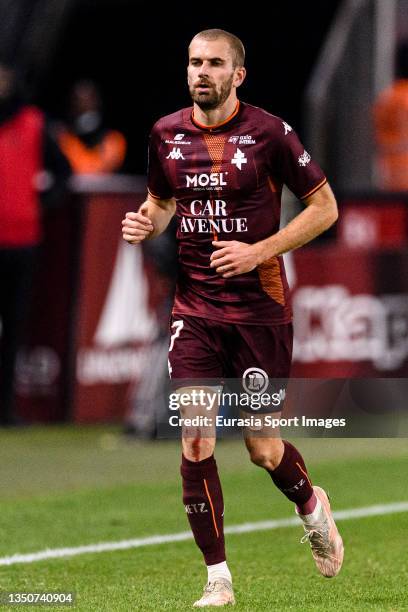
[71,82,100,116]
[188,38,242,110]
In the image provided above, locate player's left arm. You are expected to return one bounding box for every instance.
[210,181,338,278]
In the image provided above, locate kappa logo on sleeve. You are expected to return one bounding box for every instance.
[282,121,292,135]
[298,150,311,167]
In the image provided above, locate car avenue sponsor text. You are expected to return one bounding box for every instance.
[179,199,248,234]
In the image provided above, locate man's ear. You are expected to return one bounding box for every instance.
[234,66,246,88]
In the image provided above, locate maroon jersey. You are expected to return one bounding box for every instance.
[148,101,326,325]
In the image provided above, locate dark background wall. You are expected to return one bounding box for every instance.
[38,0,341,172]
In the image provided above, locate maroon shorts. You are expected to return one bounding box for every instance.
[168,314,293,381]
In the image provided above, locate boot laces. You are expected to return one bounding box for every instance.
[300,518,331,557]
[203,579,231,595]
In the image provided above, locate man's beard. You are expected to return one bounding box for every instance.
[190,74,234,110]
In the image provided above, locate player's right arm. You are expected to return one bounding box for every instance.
[122,194,176,244]
[123,120,175,244]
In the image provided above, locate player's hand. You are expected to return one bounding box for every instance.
[122,206,154,244]
[210,240,262,278]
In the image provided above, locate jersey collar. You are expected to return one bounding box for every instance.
[191,100,241,132]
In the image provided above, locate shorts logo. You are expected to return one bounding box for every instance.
[166,147,185,160]
[242,367,269,394]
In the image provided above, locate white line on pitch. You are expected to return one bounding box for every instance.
[1,501,407,566]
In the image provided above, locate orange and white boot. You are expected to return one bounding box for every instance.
[297,485,344,577]
[193,579,235,607]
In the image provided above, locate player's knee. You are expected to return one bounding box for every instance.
[182,438,215,462]
[249,450,277,470]
[247,441,284,470]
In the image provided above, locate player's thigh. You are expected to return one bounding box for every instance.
[168,314,224,380]
[232,322,293,380]
[168,315,223,454]
[228,323,292,437]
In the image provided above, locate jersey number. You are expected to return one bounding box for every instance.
[168,319,184,376]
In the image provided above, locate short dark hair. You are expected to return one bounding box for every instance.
[190,29,245,68]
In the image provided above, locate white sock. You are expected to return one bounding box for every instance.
[298,497,323,524]
[207,561,232,584]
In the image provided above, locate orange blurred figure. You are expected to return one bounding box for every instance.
[59,80,126,174]
[373,43,408,191]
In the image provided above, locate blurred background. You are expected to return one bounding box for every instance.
[1,3,408,609]
[1,0,408,431]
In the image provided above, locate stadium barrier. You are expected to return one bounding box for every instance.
[13,182,408,423]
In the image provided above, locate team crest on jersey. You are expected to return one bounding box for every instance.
[298,150,311,167]
[166,147,185,160]
[231,148,247,170]
[282,121,292,135]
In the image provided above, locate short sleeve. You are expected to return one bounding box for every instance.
[147,126,173,200]
[276,122,326,200]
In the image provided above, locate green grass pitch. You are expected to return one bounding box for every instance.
[0,427,407,611]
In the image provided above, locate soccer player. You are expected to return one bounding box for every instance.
[122,29,344,607]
